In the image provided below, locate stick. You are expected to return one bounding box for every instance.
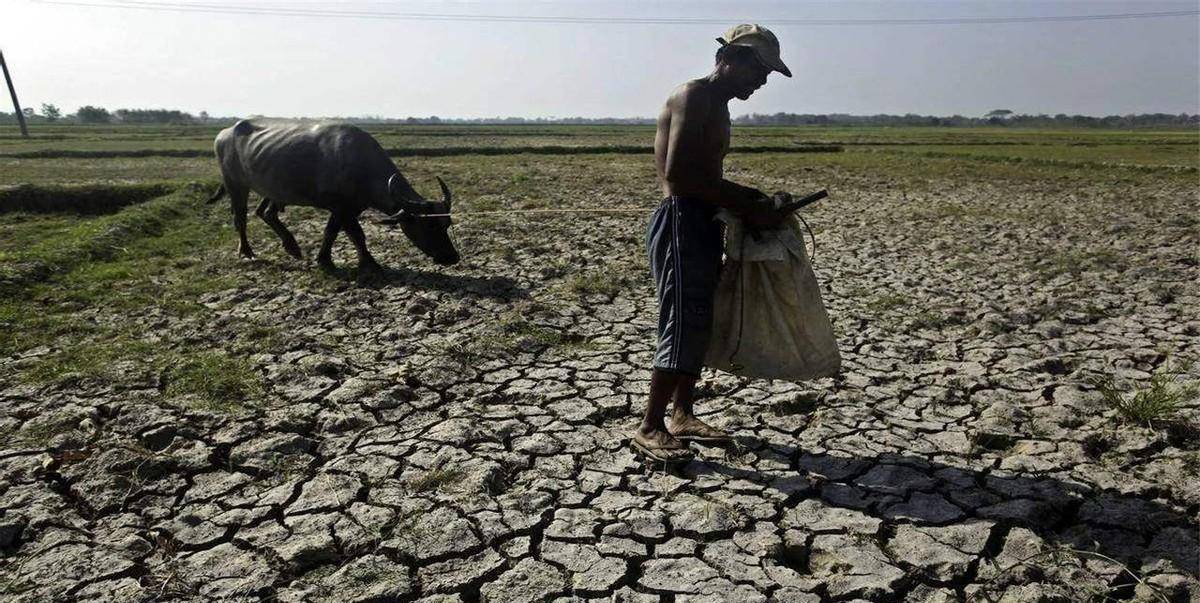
[777,189,829,214]
[0,50,29,138]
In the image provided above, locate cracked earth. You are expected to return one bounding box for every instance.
[1,156,1198,602]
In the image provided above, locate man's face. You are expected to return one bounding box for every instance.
[727,51,773,100]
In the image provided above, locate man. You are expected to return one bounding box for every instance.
[633,24,792,463]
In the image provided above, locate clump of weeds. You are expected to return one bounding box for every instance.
[164,351,263,414]
[1091,363,1198,432]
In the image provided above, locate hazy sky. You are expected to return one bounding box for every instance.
[3,0,1197,118]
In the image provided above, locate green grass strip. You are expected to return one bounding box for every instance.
[867,148,1198,173]
[0,183,204,297]
[0,183,174,215]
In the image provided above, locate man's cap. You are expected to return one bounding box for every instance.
[716,23,791,78]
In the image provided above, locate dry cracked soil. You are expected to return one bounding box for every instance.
[1,154,1198,603]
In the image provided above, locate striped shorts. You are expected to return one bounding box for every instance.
[646,196,724,377]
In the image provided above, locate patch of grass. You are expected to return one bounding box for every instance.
[866,293,908,313]
[164,351,263,413]
[1149,283,1180,304]
[910,309,957,330]
[0,298,97,358]
[565,270,629,297]
[500,313,563,345]
[436,339,489,367]
[489,306,592,353]
[238,325,292,355]
[264,453,313,482]
[1032,248,1126,279]
[0,184,203,297]
[20,337,164,384]
[1092,365,1199,428]
[8,415,81,448]
[408,467,465,493]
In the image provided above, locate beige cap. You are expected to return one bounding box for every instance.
[717,24,791,78]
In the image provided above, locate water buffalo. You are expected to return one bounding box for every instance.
[210,120,459,272]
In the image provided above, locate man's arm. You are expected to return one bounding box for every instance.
[663,88,775,223]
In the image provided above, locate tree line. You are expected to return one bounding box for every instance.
[732,111,1199,128]
[1,106,1196,128]
[0,106,209,124]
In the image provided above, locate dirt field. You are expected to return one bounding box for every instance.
[1,125,1197,602]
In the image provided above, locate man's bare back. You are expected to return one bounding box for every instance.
[654,79,730,200]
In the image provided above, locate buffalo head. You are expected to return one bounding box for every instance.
[380,173,460,266]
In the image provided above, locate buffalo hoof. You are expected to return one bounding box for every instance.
[238,246,255,259]
[316,256,337,272]
[359,262,384,276]
[284,244,303,260]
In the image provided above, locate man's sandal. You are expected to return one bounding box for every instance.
[669,423,733,444]
[630,439,694,465]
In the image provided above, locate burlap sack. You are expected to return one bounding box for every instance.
[705,211,840,380]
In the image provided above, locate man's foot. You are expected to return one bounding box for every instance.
[668,414,732,443]
[630,429,694,464]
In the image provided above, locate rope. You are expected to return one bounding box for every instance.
[797,214,818,264]
[727,226,749,372]
[408,208,647,218]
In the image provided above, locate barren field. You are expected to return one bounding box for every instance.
[0,125,1197,602]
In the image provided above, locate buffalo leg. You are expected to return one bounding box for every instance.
[256,198,303,259]
[228,186,254,258]
[340,214,382,273]
[316,213,342,270]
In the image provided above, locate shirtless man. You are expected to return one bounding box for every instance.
[633,25,792,463]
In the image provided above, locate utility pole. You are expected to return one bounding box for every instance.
[0,50,29,138]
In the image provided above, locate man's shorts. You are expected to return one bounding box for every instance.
[646,196,724,377]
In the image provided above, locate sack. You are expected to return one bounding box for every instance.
[705,211,841,380]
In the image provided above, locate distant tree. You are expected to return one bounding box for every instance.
[76,105,111,123]
[985,109,1013,119]
[41,103,61,122]
[113,108,194,124]
[199,110,209,123]
[22,107,34,119]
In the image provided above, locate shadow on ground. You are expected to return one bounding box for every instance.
[688,435,1197,600]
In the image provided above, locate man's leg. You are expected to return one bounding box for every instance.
[634,198,695,462]
[633,369,693,461]
[671,376,697,417]
[664,199,730,442]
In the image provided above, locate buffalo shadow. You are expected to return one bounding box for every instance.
[332,265,530,301]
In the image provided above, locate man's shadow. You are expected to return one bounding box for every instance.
[687,436,1197,596]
